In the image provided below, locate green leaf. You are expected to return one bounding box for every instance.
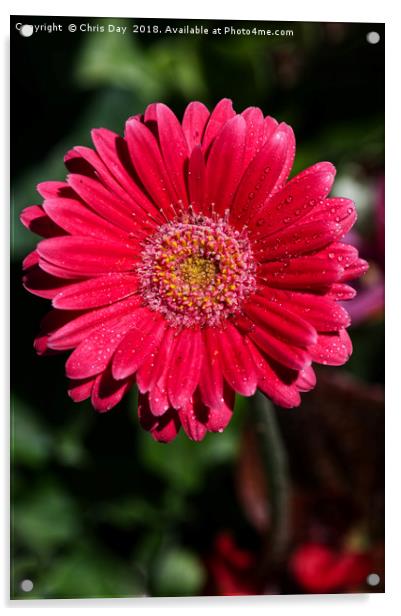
[11,395,51,468]
[138,397,244,494]
[153,547,205,597]
[74,20,163,100]
[12,481,80,555]
[18,545,144,599]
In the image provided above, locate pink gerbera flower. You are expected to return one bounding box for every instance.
[21,99,368,443]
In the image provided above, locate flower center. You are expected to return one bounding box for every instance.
[138,211,256,327]
[179,256,217,287]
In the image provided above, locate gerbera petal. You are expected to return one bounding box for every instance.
[148,377,170,417]
[22,249,39,270]
[91,368,132,412]
[309,329,352,366]
[319,242,359,269]
[275,125,296,192]
[202,98,236,153]
[217,322,258,396]
[178,394,208,442]
[255,220,342,262]
[37,236,138,276]
[291,293,351,331]
[52,273,138,310]
[67,377,95,402]
[248,340,301,408]
[66,145,151,217]
[91,128,163,223]
[138,394,181,443]
[188,145,206,212]
[243,299,318,346]
[205,115,247,215]
[203,387,235,433]
[241,107,265,168]
[303,197,357,237]
[34,309,81,355]
[37,181,73,199]
[258,255,343,289]
[37,259,89,281]
[230,123,293,225]
[182,101,210,151]
[263,116,279,142]
[244,317,310,371]
[199,328,224,409]
[20,205,64,238]
[112,311,166,380]
[42,197,128,242]
[67,174,147,236]
[136,327,175,393]
[340,258,369,282]
[125,118,177,215]
[65,310,144,379]
[256,287,351,331]
[326,283,357,301]
[64,148,97,177]
[167,329,204,409]
[47,296,141,350]
[155,103,189,206]
[23,265,72,300]
[295,366,317,392]
[251,162,336,236]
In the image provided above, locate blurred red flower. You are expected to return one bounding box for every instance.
[289,542,372,593]
[205,532,259,596]
[21,99,367,441]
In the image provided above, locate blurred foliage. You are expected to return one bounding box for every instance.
[10,17,384,598]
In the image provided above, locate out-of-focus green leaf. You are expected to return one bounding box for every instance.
[148,39,206,99]
[292,116,384,174]
[12,481,80,555]
[17,545,144,599]
[75,20,206,100]
[97,497,160,528]
[75,21,163,99]
[152,547,205,597]
[138,398,245,493]
[11,395,51,468]
[55,413,90,467]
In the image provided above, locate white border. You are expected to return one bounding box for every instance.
[2,0,400,614]
[3,0,392,22]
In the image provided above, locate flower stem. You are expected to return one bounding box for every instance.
[251,391,291,565]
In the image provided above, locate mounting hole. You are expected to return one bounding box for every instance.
[366,31,380,45]
[19,24,34,37]
[366,573,380,587]
[20,579,34,592]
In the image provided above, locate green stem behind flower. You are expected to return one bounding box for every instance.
[251,392,291,565]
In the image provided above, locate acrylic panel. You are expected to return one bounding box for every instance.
[10,16,384,600]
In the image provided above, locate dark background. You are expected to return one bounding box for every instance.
[11,17,384,599]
